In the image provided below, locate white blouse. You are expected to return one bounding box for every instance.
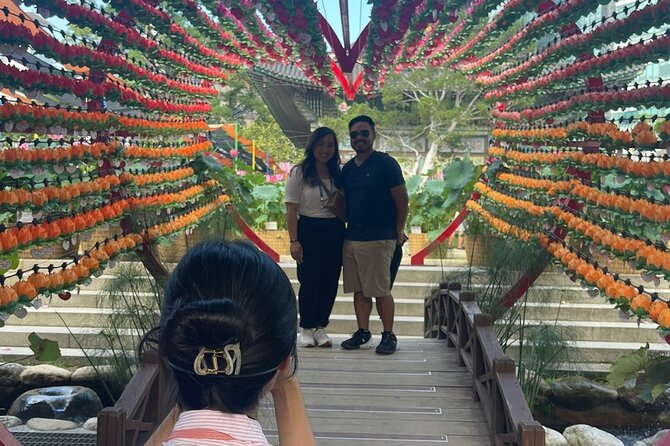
[284,167,341,218]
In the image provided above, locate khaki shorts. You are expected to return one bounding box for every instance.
[342,240,396,297]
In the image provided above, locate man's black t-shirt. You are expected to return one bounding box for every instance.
[342,151,405,241]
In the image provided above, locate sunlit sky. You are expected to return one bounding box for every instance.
[316,0,372,47]
[23,1,373,52]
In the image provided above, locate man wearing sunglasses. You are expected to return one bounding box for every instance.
[340,115,409,354]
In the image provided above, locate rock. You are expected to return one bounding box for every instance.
[0,363,26,386]
[0,415,22,428]
[553,402,650,429]
[83,417,97,431]
[550,376,618,410]
[641,429,670,445]
[0,385,20,406]
[8,386,103,423]
[618,379,647,410]
[538,379,551,397]
[563,424,625,446]
[71,365,114,384]
[619,380,670,412]
[20,365,71,386]
[544,425,568,446]
[651,389,670,412]
[26,417,79,431]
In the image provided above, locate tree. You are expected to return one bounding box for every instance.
[320,102,382,138]
[321,67,489,175]
[239,120,301,164]
[210,71,272,123]
[380,66,490,174]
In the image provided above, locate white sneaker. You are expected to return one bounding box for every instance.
[299,328,316,348]
[313,327,332,348]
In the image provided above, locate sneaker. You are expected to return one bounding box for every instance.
[375,331,397,354]
[341,328,374,350]
[299,328,316,348]
[313,327,332,348]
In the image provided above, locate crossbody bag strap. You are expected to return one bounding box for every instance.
[318,178,335,198]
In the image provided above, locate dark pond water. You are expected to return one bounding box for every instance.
[607,426,663,445]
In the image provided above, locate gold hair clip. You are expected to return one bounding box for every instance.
[193,343,242,376]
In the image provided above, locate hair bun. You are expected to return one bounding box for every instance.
[162,299,250,370]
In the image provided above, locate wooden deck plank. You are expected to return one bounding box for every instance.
[266,338,490,445]
[300,385,477,399]
[264,433,489,446]
[301,393,483,409]
[301,436,490,446]
[297,369,473,386]
[299,356,468,372]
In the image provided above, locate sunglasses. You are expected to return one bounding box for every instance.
[349,130,370,139]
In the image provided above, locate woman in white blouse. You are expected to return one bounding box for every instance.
[284,127,345,348]
[154,241,316,446]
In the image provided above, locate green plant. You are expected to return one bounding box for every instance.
[516,323,573,411]
[464,236,549,317]
[190,154,285,230]
[608,344,670,403]
[0,332,61,363]
[249,182,286,229]
[88,262,164,402]
[192,204,238,241]
[407,154,480,238]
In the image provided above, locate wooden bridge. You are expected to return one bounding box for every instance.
[90,283,545,446]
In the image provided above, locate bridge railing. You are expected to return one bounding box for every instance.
[97,351,176,446]
[428,282,545,446]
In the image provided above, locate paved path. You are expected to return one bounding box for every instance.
[262,337,490,446]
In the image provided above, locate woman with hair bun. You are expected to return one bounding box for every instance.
[154,240,315,445]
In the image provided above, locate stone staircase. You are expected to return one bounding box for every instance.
[461,268,670,372]
[0,258,449,364]
[2,256,669,372]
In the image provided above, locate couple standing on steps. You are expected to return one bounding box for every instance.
[285,115,409,355]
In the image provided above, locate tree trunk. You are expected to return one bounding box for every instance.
[421,140,439,175]
[420,119,458,175]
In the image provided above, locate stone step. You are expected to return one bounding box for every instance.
[27,284,428,316]
[530,270,667,288]
[506,340,670,365]
[3,306,112,327]
[0,346,112,366]
[521,302,648,322]
[279,262,451,284]
[0,333,427,365]
[0,316,427,351]
[15,259,453,285]
[2,295,426,329]
[508,319,665,344]
[453,269,666,289]
[462,284,670,304]
[60,275,439,301]
[331,297,424,316]
[11,258,667,371]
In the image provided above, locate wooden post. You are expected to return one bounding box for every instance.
[444,288,456,347]
[97,408,126,446]
[490,357,516,445]
[457,291,475,366]
[471,313,492,401]
[436,282,450,339]
[518,421,546,446]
